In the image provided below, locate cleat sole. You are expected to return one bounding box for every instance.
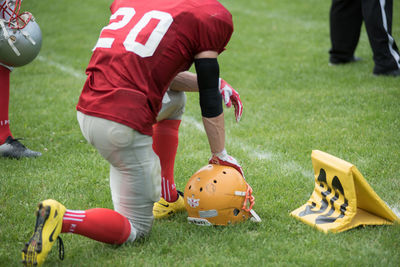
[22,202,50,266]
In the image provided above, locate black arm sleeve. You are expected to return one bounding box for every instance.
[194,58,223,118]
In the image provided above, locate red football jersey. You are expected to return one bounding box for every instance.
[76,0,233,136]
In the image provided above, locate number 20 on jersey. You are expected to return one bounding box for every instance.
[93,7,173,58]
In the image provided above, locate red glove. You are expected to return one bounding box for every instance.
[209,149,244,177]
[219,78,243,122]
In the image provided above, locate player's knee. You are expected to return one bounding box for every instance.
[172,90,187,115]
[127,207,154,240]
[157,90,187,121]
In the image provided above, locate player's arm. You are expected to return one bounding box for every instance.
[169,71,198,92]
[170,71,243,122]
[194,51,243,176]
[194,51,224,154]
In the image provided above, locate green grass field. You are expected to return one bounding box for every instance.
[1,0,399,266]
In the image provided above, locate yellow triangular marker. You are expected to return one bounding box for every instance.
[290,150,399,233]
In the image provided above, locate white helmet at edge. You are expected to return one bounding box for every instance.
[0,0,42,67]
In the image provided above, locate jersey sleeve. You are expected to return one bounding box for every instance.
[190,4,234,55]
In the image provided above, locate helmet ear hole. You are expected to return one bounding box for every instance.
[200,187,203,192]
[213,180,217,183]
[223,171,227,174]
[233,208,240,216]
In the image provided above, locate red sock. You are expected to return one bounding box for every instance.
[152,119,181,202]
[0,66,12,144]
[61,208,132,244]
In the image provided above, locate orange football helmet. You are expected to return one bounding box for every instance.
[184,164,260,226]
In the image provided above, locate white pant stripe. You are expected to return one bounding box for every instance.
[63,217,84,222]
[379,0,400,68]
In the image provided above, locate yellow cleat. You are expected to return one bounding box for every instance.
[153,192,185,219]
[22,199,66,266]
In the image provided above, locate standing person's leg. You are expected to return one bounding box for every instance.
[362,0,400,75]
[329,0,363,64]
[0,65,12,143]
[0,64,41,158]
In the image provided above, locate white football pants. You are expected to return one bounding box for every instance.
[77,111,161,239]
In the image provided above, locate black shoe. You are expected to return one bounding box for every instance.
[0,136,42,159]
[329,56,362,66]
[373,69,400,77]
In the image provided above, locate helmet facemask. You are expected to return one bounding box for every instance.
[0,0,32,29]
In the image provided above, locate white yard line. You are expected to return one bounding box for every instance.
[37,55,86,79]
[182,115,313,179]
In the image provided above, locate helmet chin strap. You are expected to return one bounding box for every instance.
[21,26,36,45]
[249,209,262,223]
